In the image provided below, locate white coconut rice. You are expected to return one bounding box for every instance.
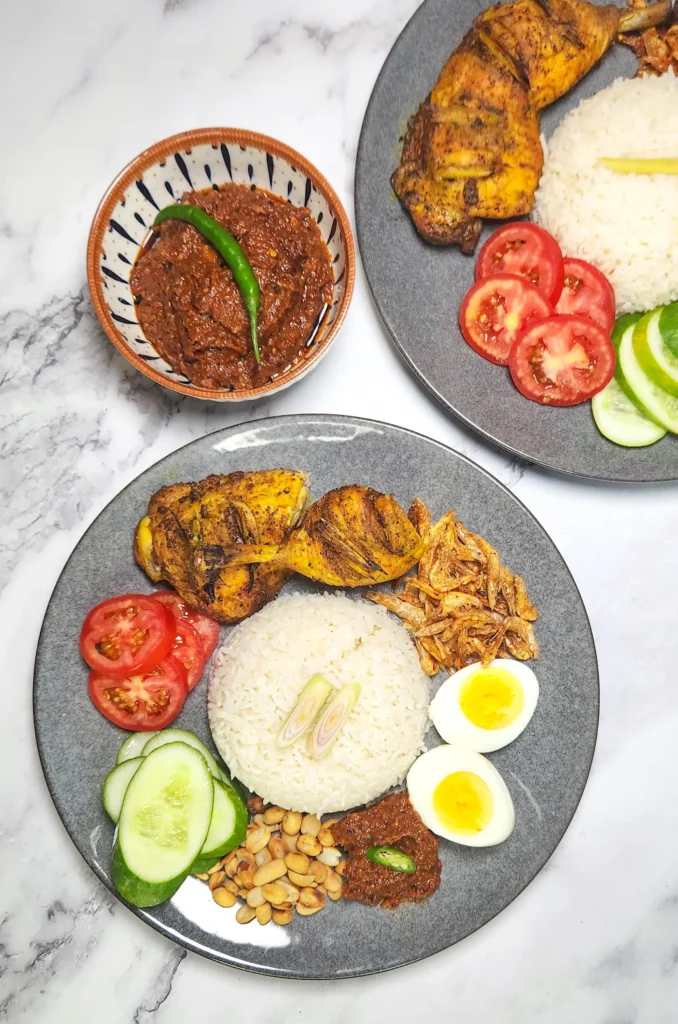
[532,72,678,314]
[208,592,430,815]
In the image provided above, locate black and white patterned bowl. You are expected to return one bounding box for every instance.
[87,129,355,401]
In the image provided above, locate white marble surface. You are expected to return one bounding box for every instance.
[2,0,677,1020]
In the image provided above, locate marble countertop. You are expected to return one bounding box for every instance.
[2,0,677,1020]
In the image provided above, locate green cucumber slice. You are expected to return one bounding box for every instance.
[633,308,678,397]
[192,777,248,875]
[116,731,157,765]
[659,301,678,358]
[103,756,144,822]
[620,320,678,434]
[592,376,666,447]
[611,313,643,403]
[113,742,213,907]
[141,729,222,780]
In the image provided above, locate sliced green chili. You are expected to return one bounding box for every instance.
[366,846,416,873]
[153,204,261,364]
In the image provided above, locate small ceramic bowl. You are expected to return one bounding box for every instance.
[87,128,355,400]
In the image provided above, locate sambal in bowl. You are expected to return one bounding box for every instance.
[87,128,355,400]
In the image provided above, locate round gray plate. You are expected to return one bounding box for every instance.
[34,414,598,978]
[355,0,678,482]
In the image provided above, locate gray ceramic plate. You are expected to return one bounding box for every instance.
[34,415,598,978]
[355,0,678,482]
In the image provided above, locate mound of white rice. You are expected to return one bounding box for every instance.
[532,72,678,314]
[208,592,430,815]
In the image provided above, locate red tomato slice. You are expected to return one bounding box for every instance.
[476,223,564,305]
[88,655,188,731]
[152,590,220,659]
[509,314,616,406]
[554,257,616,333]
[460,274,553,365]
[80,594,174,679]
[171,617,206,691]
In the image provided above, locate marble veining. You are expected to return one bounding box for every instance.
[1,0,677,1020]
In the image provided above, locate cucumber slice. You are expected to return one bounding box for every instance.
[633,308,678,397]
[592,376,666,447]
[103,756,144,822]
[113,742,213,907]
[141,729,222,780]
[611,312,643,404]
[620,320,678,434]
[192,777,248,875]
[659,301,678,358]
[116,731,157,765]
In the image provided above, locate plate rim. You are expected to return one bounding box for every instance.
[33,412,600,978]
[354,0,678,485]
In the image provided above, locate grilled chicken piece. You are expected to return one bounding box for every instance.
[134,469,309,623]
[392,0,667,249]
[221,486,426,587]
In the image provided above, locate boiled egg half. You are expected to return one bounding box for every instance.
[429,658,539,753]
[407,744,514,846]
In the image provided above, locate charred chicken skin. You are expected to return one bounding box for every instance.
[134,469,309,623]
[391,0,667,250]
[135,475,424,622]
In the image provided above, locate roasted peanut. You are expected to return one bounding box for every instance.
[235,851,255,867]
[245,826,271,855]
[335,860,347,877]
[301,814,321,837]
[282,832,298,853]
[296,903,323,916]
[223,853,240,878]
[323,818,340,828]
[296,834,322,857]
[261,882,288,906]
[236,904,257,924]
[263,806,286,826]
[317,827,334,848]
[246,886,266,908]
[269,836,288,860]
[255,847,272,868]
[256,903,272,925]
[327,888,342,901]
[194,872,209,881]
[272,908,294,925]
[324,870,342,894]
[282,811,302,835]
[206,861,224,875]
[299,887,325,910]
[212,887,237,908]
[277,879,300,904]
[252,813,266,827]
[247,796,265,814]
[208,871,226,891]
[235,864,256,890]
[309,860,329,884]
[287,870,318,887]
[284,852,310,875]
[253,858,288,887]
[223,879,239,896]
[317,846,341,866]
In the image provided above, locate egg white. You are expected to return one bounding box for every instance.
[429,658,539,753]
[407,744,515,846]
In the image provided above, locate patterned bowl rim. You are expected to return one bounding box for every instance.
[86,127,356,401]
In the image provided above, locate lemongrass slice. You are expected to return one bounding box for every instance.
[307,684,361,760]
[599,157,678,175]
[276,675,332,749]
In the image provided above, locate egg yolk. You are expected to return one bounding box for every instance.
[459,666,524,730]
[432,771,494,835]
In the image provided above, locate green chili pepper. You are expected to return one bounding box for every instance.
[153,204,261,364]
[365,846,416,873]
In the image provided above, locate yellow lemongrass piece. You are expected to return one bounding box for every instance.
[599,157,678,176]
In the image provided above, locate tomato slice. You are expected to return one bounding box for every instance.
[509,314,616,406]
[80,594,175,679]
[554,257,616,333]
[171,617,206,691]
[460,274,553,365]
[152,590,220,659]
[88,655,188,730]
[475,224,564,305]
